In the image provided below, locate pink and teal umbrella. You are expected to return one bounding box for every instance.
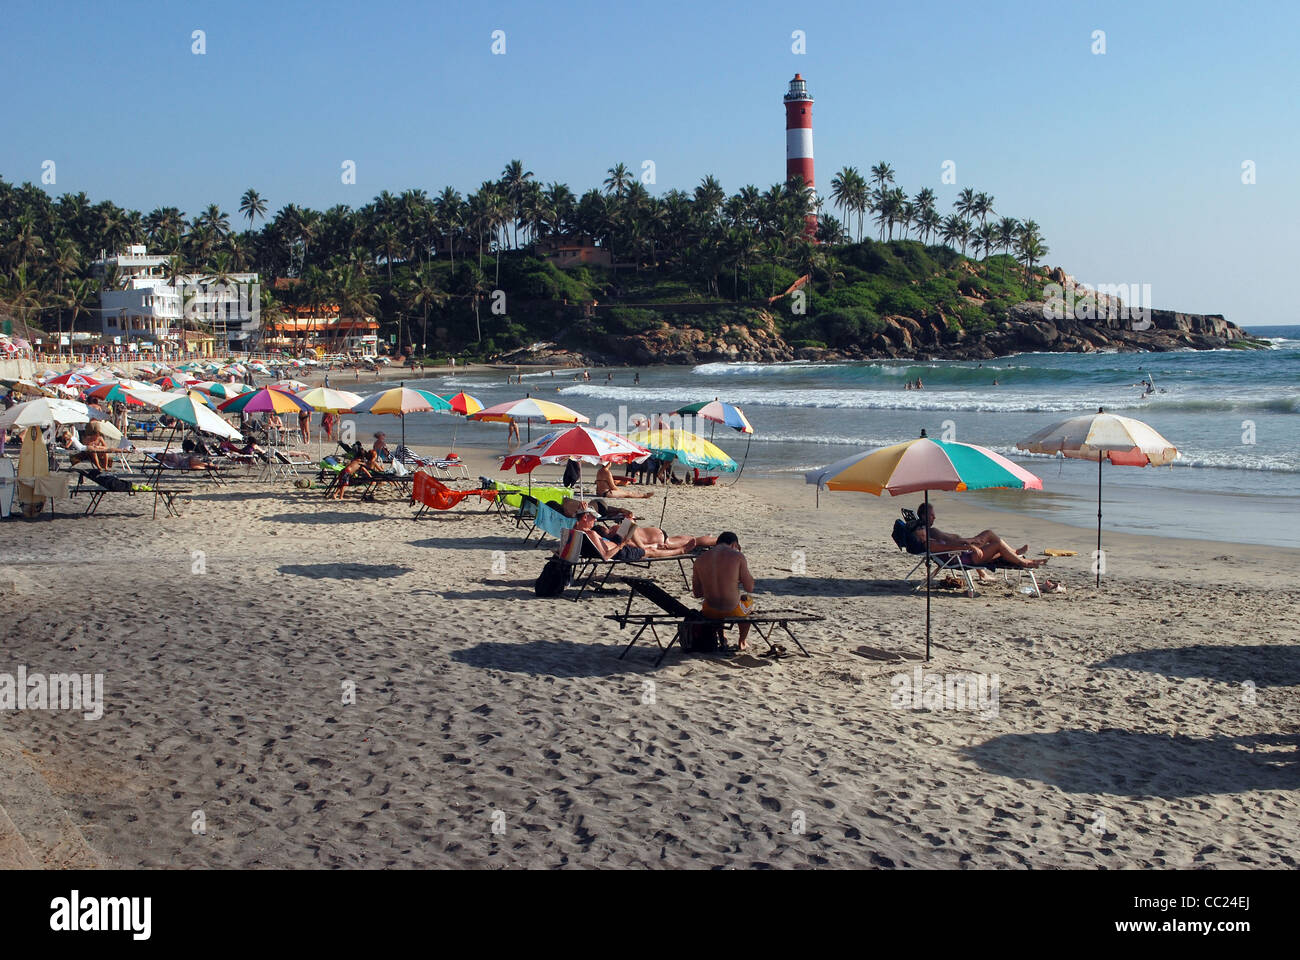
[217,386,314,415]
[806,430,1043,659]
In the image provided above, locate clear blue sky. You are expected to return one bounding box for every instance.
[3,0,1296,324]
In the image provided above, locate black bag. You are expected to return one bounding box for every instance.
[534,558,570,597]
[681,615,723,652]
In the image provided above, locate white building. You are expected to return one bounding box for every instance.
[93,245,261,351]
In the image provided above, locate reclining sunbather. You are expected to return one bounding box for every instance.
[556,509,694,562]
[914,503,1046,569]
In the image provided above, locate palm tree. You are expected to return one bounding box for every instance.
[941,214,970,255]
[954,188,977,222]
[434,187,463,268]
[996,217,1020,256]
[973,192,995,229]
[408,264,448,353]
[1015,220,1048,288]
[869,162,895,239]
[916,207,942,245]
[239,189,267,230]
[499,159,535,249]
[829,167,862,239]
[63,277,96,351]
[603,163,633,199]
[974,223,998,266]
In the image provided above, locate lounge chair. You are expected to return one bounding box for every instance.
[530,499,578,545]
[891,508,1041,598]
[606,576,824,666]
[144,451,227,487]
[410,471,495,517]
[69,467,192,518]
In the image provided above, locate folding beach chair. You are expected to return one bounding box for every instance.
[529,500,578,545]
[606,576,824,666]
[410,471,495,517]
[892,508,1040,598]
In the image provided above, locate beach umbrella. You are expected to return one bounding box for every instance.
[624,427,738,473]
[192,380,254,399]
[502,425,650,474]
[439,392,483,453]
[470,396,588,443]
[0,397,92,431]
[124,388,241,441]
[805,430,1043,660]
[42,372,100,389]
[673,398,755,482]
[673,399,754,435]
[1016,407,1179,587]
[217,386,313,415]
[297,387,364,457]
[16,426,50,516]
[352,384,452,450]
[297,387,363,412]
[83,382,147,406]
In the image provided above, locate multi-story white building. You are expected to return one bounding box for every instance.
[92,245,261,351]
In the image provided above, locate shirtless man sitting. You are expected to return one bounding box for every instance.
[692,532,756,650]
[596,462,652,499]
[914,503,1046,569]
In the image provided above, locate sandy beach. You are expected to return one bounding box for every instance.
[2,443,1298,869]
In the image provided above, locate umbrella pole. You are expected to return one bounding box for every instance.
[1096,454,1103,588]
[154,425,176,520]
[924,489,932,662]
[726,434,753,486]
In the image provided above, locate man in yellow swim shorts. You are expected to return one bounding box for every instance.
[692,532,756,650]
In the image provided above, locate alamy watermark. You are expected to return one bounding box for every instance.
[1041,281,1152,330]
[0,665,104,720]
[181,282,260,325]
[890,666,999,718]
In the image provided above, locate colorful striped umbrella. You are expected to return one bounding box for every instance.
[806,430,1043,659]
[442,391,483,416]
[624,427,738,473]
[84,381,147,406]
[42,372,100,388]
[438,391,483,452]
[296,387,363,412]
[217,386,314,415]
[468,396,587,425]
[352,385,452,450]
[192,380,254,399]
[1017,407,1179,586]
[673,399,754,434]
[502,425,649,474]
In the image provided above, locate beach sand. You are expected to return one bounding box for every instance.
[2,444,1298,869]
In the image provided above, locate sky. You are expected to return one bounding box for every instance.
[3,0,1297,325]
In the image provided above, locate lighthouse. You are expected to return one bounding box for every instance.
[784,73,817,236]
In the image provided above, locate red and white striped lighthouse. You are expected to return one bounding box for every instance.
[784,73,817,236]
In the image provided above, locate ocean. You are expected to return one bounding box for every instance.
[360,324,1300,548]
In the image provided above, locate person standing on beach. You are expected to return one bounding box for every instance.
[507,420,520,449]
[298,409,311,444]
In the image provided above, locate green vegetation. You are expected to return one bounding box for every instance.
[0,160,1049,357]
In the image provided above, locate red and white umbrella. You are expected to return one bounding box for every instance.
[502,425,649,474]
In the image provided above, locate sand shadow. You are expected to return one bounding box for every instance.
[762,576,945,599]
[1095,645,1300,687]
[277,562,412,580]
[450,639,654,678]
[263,511,382,524]
[408,536,522,551]
[964,729,1300,797]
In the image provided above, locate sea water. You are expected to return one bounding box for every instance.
[359,324,1300,548]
